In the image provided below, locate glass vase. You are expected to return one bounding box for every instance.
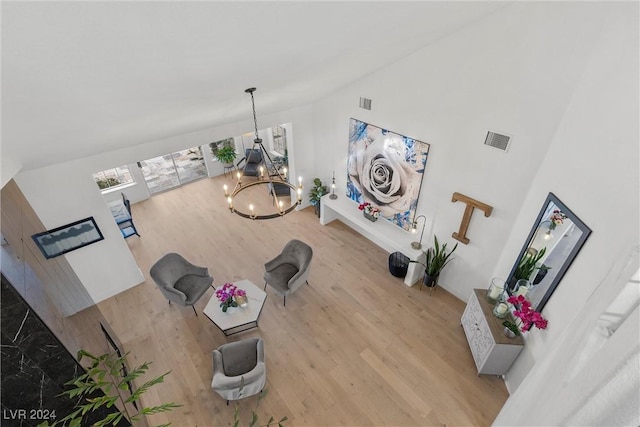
[514,279,532,297]
[492,301,509,319]
[486,278,505,304]
[235,295,248,308]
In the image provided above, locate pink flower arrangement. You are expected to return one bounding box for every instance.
[358,202,380,218]
[507,295,548,332]
[548,209,567,230]
[215,283,247,312]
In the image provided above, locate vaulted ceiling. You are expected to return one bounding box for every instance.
[2,1,509,172]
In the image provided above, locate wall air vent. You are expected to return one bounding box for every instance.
[359,97,372,110]
[484,131,511,152]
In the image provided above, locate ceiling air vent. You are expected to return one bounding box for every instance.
[359,97,372,110]
[484,131,511,152]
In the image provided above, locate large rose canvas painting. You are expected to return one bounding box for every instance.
[347,118,429,231]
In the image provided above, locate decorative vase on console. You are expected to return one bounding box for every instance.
[364,212,377,222]
[358,202,380,222]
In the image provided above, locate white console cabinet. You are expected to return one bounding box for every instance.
[461,289,524,375]
[320,195,425,286]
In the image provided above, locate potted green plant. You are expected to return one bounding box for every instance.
[411,235,458,288]
[510,247,548,290]
[502,320,521,338]
[216,145,237,166]
[309,178,327,217]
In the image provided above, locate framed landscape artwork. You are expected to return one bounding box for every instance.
[347,118,430,231]
[32,217,104,259]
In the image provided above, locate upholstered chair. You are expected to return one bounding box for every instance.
[236,148,264,177]
[150,252,213,315]
[212,338,266,404]
[263,239,313,306]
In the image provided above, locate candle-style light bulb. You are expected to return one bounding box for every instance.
[298,176,302,186]
[278,200,283,211]
[249,204,254,217]
[283,167,288,179]
[259,166,264,177]
[227,196,233,209]
[223,184,228,197]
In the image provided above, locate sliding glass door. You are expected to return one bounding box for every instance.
[139,146,207,194]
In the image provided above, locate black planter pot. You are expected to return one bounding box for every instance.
[533,268,548,285]
[422,274,438,288]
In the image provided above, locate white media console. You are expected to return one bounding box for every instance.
[320,194,426,286]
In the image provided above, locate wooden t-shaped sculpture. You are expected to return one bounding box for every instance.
[451,192,493,245]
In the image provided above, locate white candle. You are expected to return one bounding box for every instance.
[496,303,508,315]
[488,286,502,300]
[223,184,228,197]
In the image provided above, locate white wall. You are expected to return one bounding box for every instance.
[1,155,22,189]
[312,2,605,301]
[12,105,314,304]
[311,3,638,423]
[494,3,639,424]
[14,162,145,305]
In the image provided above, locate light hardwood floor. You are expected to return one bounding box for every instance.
[81,176,509,426]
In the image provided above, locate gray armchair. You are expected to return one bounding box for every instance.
[263,239,313,306]
[236,148,264,177]
[212,338,266,404]
[150,252,213,315]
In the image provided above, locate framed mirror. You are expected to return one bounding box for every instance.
[506,192,592,312]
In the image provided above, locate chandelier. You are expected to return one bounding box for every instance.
[224,88,302,220]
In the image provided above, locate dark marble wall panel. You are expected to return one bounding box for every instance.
[0,274,128,427]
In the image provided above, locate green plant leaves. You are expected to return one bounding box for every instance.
[51,350,180,426]
[423,235,458,276]
[309,178,327,204]
[515,247,547,280]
